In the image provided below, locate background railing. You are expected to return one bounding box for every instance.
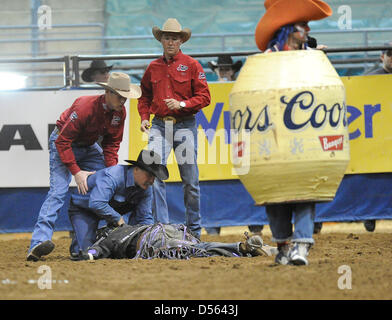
[0,45,391,91]
[1,25,392,56]
[1,22,392,89]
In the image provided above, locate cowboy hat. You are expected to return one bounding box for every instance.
[255,0,332,51]
[82,60,113,82]
[97,72,142,99]
[208,55,243,73]
[152,18,191,43]
[125,149,169,181]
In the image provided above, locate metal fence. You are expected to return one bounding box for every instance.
[0,45,391,91]
[1,23,391,89]
[0,23,105,57]
[1,24,392,57]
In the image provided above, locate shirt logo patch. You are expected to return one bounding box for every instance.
[177,64,188,72]
[70,111,78,121]
[111,115,121,126]
[198,72,206,80]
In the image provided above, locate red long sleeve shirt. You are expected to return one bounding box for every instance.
[137,50,211,122]
[55,94,126,175]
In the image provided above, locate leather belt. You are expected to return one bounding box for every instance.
[154,115,195,124]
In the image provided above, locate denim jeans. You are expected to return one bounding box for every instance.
[29,130,105,252]
[68,204,155,254]
[148,117,201,238]
[195,241,242,257]
[266,203,315,244]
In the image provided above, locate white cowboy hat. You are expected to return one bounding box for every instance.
[97,72,141,99]
[152,18,191,43]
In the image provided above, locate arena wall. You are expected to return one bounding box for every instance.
[1,77,391,233]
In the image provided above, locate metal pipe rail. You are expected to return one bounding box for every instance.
[0,45,391,90]
[0,23,105,30]
[0,56,71,90]
[1,27,392,57]
[70,46,391,86]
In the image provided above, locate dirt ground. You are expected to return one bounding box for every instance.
[0,221,391,300]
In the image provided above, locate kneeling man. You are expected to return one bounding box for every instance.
[67,149,169,259]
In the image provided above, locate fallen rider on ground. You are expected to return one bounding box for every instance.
[76,223,278,261]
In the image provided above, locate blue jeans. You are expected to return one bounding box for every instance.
[68,203,154,253]
[29,130,105,252]
[148,117,201,238]
[195,241,242,257]
[266,203,315,244]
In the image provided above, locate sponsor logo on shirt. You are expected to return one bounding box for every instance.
[177,64,188,72]
[111,115,121,126]
[319,135,344,151]
[70,111,78,121]
[198,72,206,80]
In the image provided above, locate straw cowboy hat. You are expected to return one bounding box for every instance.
[208,55,243,73]
[152,18,191,43]
[255,0,332,51]
[97,72,141,99]
[125,149,169,181]
[82,60,113,82]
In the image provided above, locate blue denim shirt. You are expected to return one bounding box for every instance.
[70,165,153,225]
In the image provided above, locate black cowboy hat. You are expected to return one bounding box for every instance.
[81,60,113,82]
[208,55,243,73]
[124,150,169,181]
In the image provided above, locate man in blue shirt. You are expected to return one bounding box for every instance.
[70,149,169,258]
[26,149,169,261]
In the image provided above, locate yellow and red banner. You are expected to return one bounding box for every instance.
[129,74,392,182]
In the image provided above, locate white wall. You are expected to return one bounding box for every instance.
[0,89,130,187]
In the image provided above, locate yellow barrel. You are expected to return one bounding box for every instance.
[229,50,350,205]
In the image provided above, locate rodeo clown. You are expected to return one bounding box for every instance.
[254,0,333,265]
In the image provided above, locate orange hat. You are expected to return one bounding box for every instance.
[255,0,332,51]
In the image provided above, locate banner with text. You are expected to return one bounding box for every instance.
[129,74,392,182]
[0,75,390,186]
[0,90,130,187]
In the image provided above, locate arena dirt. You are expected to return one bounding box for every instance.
[0,223,391,300]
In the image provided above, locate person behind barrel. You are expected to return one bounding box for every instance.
[361,41,392,232]
[137,18,211,239]
[254,0,333,265]
[81,60,113,83]
[365,41,392,75]
[206,55,264,236]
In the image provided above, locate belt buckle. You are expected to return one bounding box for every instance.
[162,116,177,124]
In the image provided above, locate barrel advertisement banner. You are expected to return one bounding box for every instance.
[1,74,389,188]
[342,73,392,174]
[128,71,392,183]
[229,50,349,204]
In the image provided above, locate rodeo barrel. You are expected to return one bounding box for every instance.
[229,49,350,205]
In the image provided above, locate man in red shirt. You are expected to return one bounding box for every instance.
[27,72,141,261]
[138,18,211,239]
